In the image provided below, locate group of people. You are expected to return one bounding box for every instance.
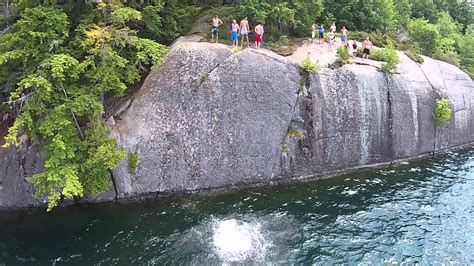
[311,23,373,59]
[211,15,264,49]
[210,15,374,60]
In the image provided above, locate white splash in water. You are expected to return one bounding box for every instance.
[212,219,267,262]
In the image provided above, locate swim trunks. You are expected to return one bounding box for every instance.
[230,31,238,41]
[341,34,347,42]
[211,27,220,34]
[363,48,370,55]
[319,32,324,38]
[240,28,248,36]
[255,34,262,43]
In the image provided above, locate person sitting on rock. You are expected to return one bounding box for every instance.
[211,15,223,43]
[255,22,264,49]
[230,20,240,48]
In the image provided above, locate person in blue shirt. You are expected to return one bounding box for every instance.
[319,24,325,44]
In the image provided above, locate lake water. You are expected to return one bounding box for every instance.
[0,149,473,264]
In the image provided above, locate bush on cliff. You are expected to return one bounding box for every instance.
[301,57,320,74]
[434,99,453,128]
[336,46,351,65]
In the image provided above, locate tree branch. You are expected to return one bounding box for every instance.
[1,91,35,105]
[59,83,85,141]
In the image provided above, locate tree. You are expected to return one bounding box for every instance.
[1,3,167,211]
[394,0,412,28]
[408,18,440,55]
[411,0,438,22]
[239,0,296,38]
[372,0,397,33]
[456,34,474,77]
[289,0,324,37]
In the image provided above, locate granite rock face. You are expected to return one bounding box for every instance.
[0,145,43,209]
[110,42,473,200]
[112,43,301,198]
[1,41,473,208]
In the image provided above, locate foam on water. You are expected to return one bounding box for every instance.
[212,219,267,262]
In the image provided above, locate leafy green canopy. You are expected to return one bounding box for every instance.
[1,2,167,211]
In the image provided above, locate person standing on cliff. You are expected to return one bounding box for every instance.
[255,22,264,49]
[362,37,373,60]
[240,17,250,48]
[211,15,223,43]
[230,20,240,48]
[328,30,335,52]
[330,22,336,33]
[341,26,349,46]
[319,24,325,45]
[311,23,317,43]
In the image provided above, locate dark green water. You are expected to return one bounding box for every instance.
[1,150,473,265]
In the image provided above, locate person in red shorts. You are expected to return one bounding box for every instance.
[254,22,264,49]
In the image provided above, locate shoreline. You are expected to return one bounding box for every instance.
[2,142,472,212]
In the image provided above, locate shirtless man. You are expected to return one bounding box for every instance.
[255,22,264,49]
[240,17,250,48]
[341,26,349,46]
[230,19,240,48]
[362,37,373,60]
[211,15,223,43]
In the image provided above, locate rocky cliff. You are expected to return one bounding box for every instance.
[1,41,473,209]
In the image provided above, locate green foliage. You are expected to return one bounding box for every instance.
[456,35,474,78]
[370,42,399,73]
[128,146,139,175]
[349,31,395,48]
[434,98,452,128]
[432,51,461,67]
[405,51,424,64]
[336,45,351,65]
[0,7,70,96]
[301,57,320,74]
[394,0,412,28]
[110,7,142,25]
[149,0,200,44]
[298,78,305,94]
[411,0,438,22]
[288,128,305,139]
[198,72,207,84]
[1,3,167,211]
[239,0,296,38]
[408,18,440,55]
[371,0,398,33]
